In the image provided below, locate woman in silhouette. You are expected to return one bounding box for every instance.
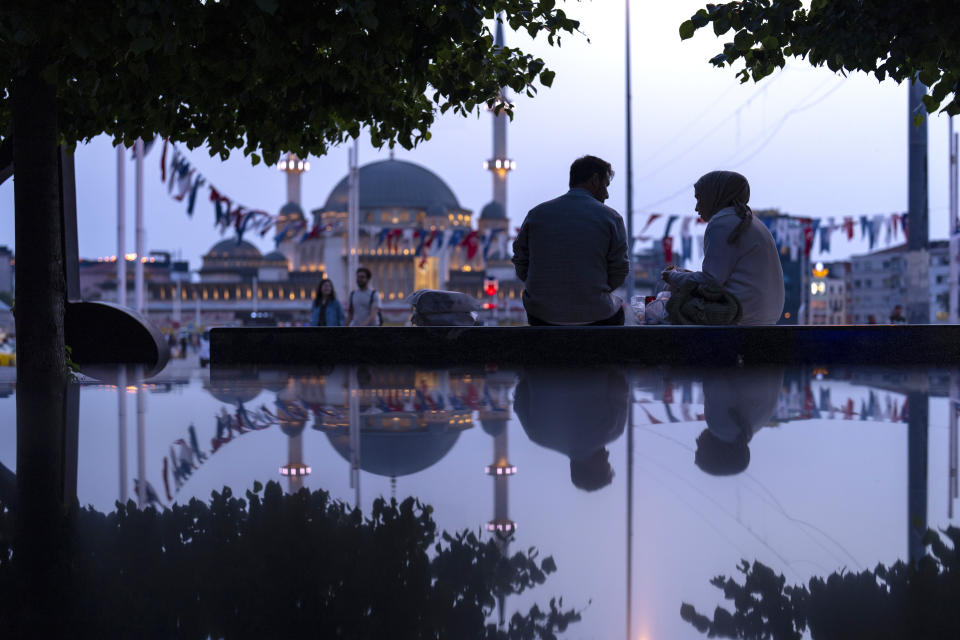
[662,171,784,325]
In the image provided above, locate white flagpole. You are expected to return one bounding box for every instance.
[949,117,958,323]
[117,145,127,307]
[347,140,360,294]
[135,138,145,314]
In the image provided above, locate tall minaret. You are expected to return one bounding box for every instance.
[276,153,310,270]
[480,15,516,285]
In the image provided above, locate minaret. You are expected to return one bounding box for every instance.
[485,18,514,210]
[479,15,516,289]
[276,153,310,271]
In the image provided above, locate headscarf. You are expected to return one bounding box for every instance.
[694,171,752,244]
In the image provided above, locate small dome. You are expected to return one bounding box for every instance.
[206,239,263,260]
[480,201,506,220]
[278,202,305,217]
[323,159,461,212]
[262,251,288,263]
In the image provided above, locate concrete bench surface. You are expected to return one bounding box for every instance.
[210,325,960,367]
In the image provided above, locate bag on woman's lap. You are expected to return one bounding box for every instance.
[666,281,742,325]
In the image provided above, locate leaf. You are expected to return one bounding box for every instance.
[679,20,696,41]
[253,480,263,493]
[761,36,779,50]
[130,37,155,54]
[539,69,555,87]
[255,0,279,14]
[250,153,261,166]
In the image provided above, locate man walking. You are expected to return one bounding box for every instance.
[512,155,630,325]
[345,267,382,326]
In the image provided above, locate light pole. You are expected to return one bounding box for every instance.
[624,0,635,302]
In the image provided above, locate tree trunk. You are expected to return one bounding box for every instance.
[13,67,67,385]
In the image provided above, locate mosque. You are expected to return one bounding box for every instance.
[80,20,521,328]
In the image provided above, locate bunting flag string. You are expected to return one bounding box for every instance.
[635,210,912,264]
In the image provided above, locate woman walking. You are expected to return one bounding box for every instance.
[310,278,345,326]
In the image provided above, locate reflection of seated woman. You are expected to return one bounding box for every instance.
[662,171,784,325]
[695,368,783,475]
[513,367,628,491]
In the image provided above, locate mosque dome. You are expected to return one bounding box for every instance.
[262,250,288,263]
[205,239,263,260]
[322,159,461,212]
[325,429,462,477]
[479,201,507,220]
[278,202,305,218]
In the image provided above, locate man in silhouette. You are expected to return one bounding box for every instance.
[512,155,629,325]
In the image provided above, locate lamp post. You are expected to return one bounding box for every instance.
[624,0,635,302]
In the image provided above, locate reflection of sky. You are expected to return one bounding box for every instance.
[2,365,959,638]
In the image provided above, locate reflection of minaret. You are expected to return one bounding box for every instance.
[907,383,929,566]
[276,381,311,493]
[482,370,516,628]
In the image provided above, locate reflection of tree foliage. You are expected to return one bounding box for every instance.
[0,482,580,638]
[681,527,960,639]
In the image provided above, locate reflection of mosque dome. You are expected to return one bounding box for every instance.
[205,381,264,405]
[325,429,462,477]
[481,418,508,437]
[323,159,461,212]
[480,201,507,220]
[280,422,307,437]
[205,239,263,260]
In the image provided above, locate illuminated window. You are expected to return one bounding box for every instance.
[289,292,295,300]
[268,289,274,299]
[203,289,209,301]
[246,288,252,298]
[300,288,305,298]
[224,290,230,300]
[389,292,396,300]
[213,290,220,300]
[181,289,187,300]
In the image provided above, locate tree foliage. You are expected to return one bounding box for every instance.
[681,526,960,639]
[0,0,580,161]
[680,0,960,115]
[0,481,581,638]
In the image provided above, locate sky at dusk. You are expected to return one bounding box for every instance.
[1,1,956,271]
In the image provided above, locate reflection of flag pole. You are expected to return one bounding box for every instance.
[950,372,958,519]
[136,364,147,507]
[348,365,361,509]
[624,0,635,302]
[118,366,128,504]
[626,369,634,640]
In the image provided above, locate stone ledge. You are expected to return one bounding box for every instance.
[210,325,960,367]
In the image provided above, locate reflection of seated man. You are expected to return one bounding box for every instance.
[695,368,784,476]
[514,367,628,491]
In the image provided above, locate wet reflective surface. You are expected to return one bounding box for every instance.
[1,362,959,637]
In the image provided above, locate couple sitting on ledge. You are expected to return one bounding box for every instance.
[512,156,785,326]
